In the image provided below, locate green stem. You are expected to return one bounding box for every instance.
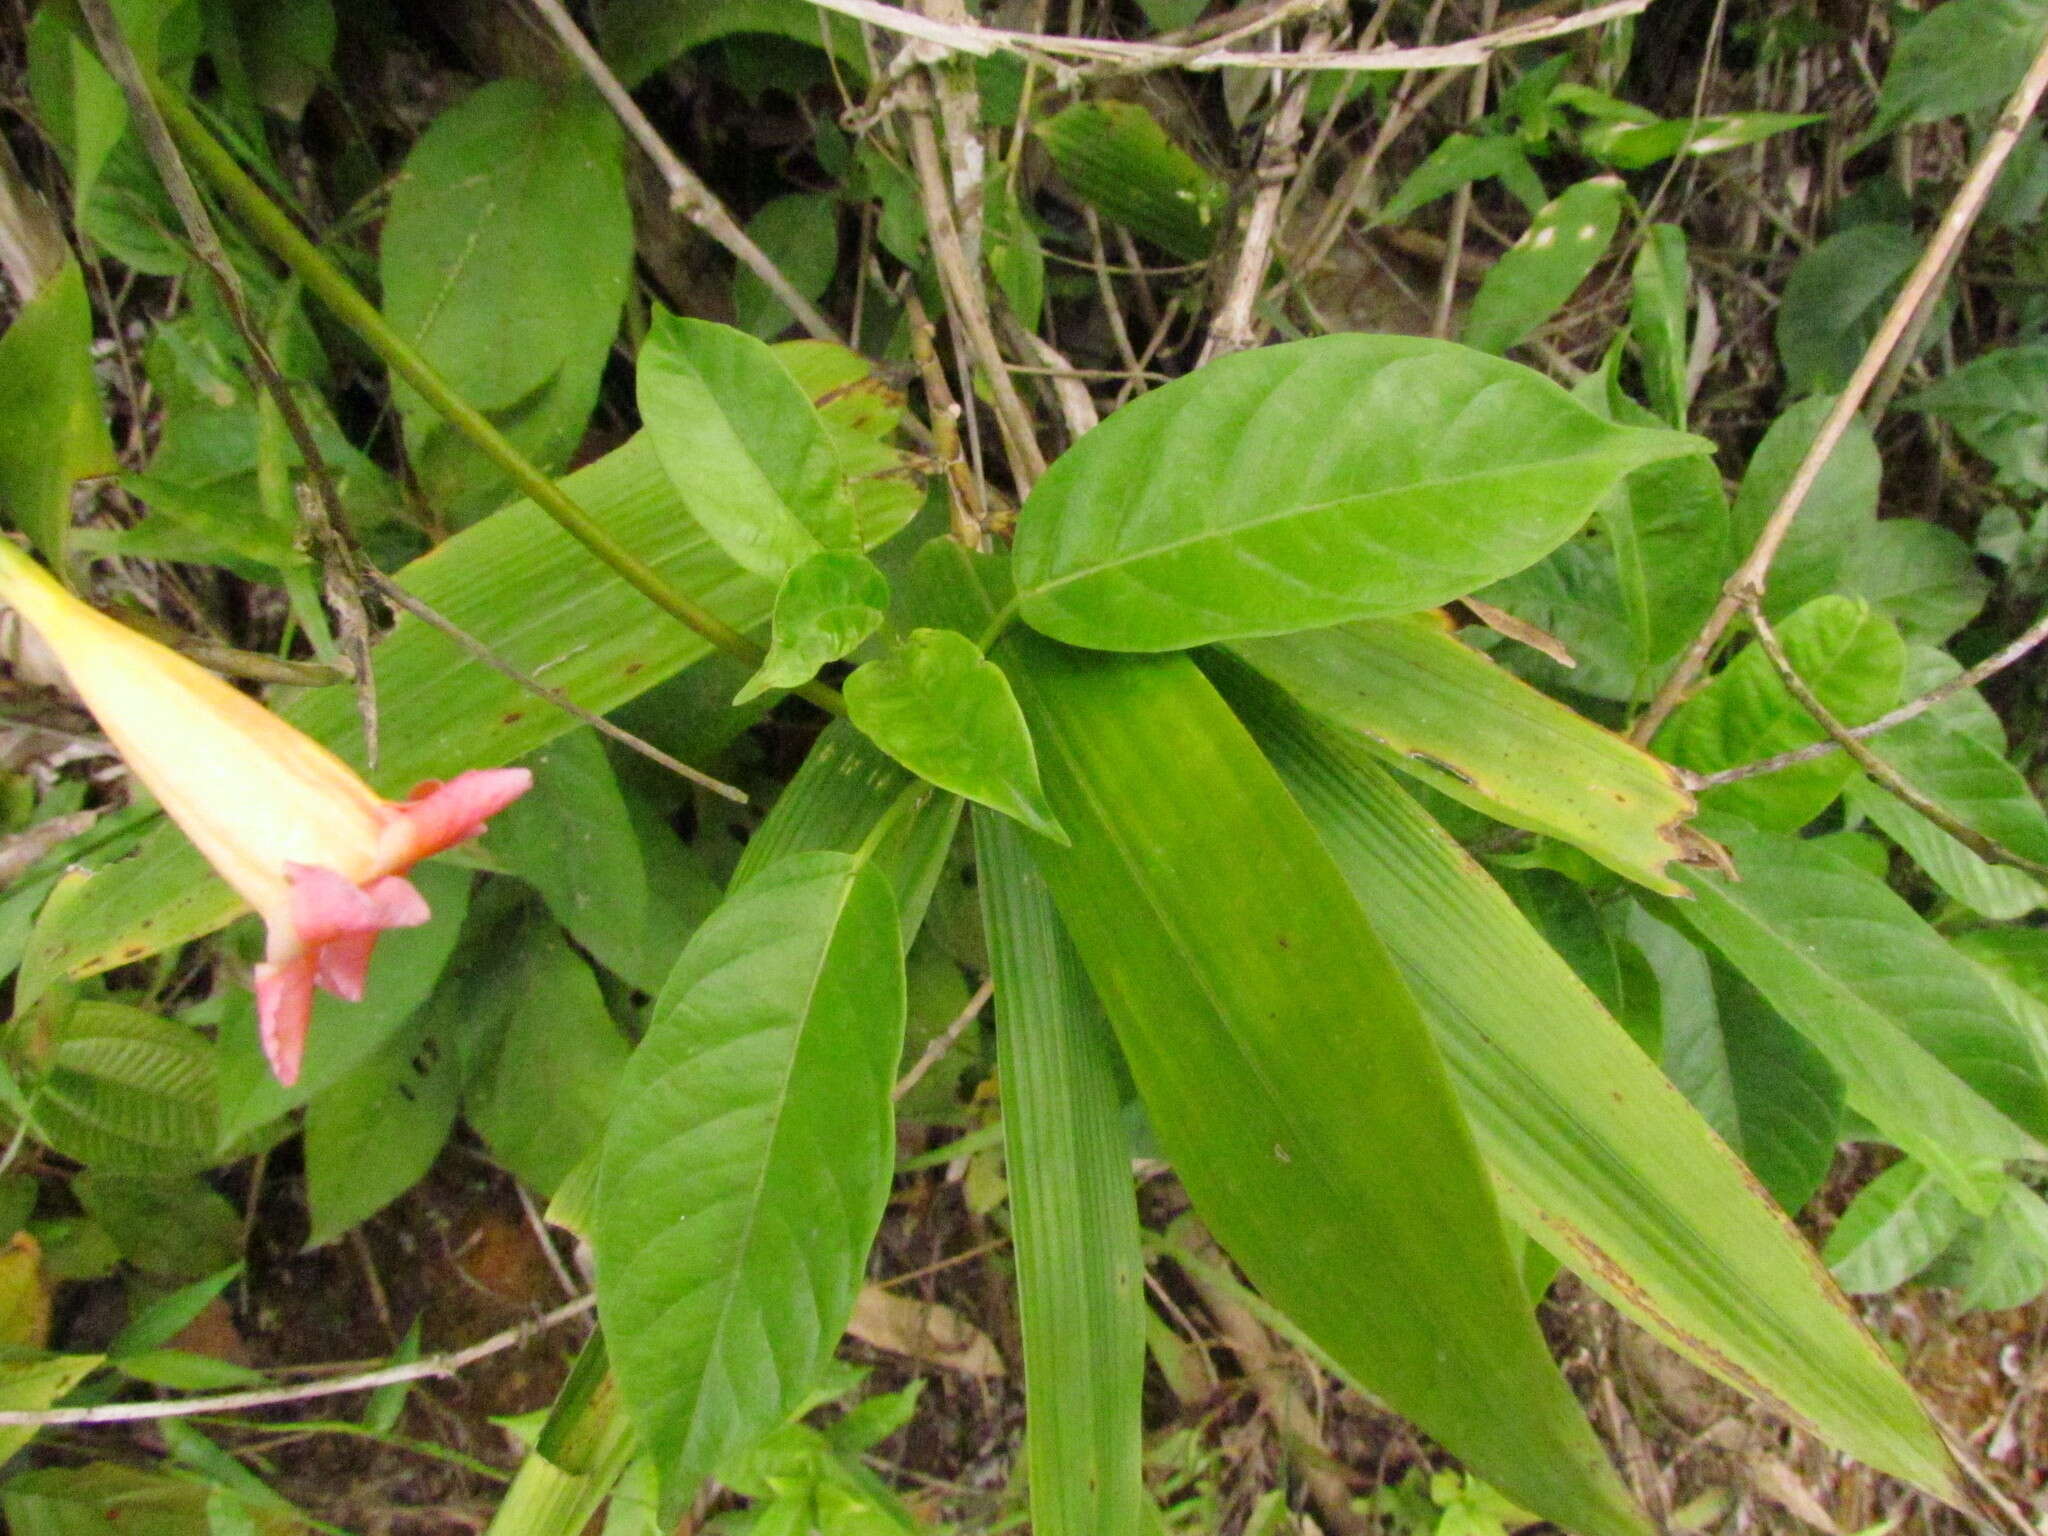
[151,84,847,719]
[975,592,1021,654]
[855,777,930,867]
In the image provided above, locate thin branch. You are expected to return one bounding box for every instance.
[0,1296,596,1428]
[1743,602,2048,880]
[523,0,843,344]
[364,570,747,804]
[1691,605,2048,789]
[77,0,380,759]
[801,0,1648,74]
[1631,30,2048,745]
[1431,0,1496,339]
[893,977,992,1102]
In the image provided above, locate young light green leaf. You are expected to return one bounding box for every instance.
[1231,616,1703,893]
[1014,334,1707,652]
[595,852,904,1514]
[0,260,117,568]
[1587,111,1824,170]
[637,312,851,578]
[1956,1181,2048,1311]
[1658,596,1904,833]
[847,629,1065,843]
[974,810,1147,1536]
[736,550,889,705]
[1224,666,1962,1505]
[1823,1160,1979,1294]
[1462,177,1626,355]
[1002,634,1648,1536]
[1672,817,2048,1190]
[380,80,631,521]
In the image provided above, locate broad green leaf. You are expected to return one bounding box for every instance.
[1840,519,1988,644]
[448,908,631,1197]
[1033,101,1226,261]
[974,811,1146,1536]
[24,4,128,214]
[998,633,1647,1536]
[1906,343,2048,490]
[1014,334,1707,652]
[1497,870,1663,1056]
[598,0,870,87]
[1823,1160,1978,1294]
[1658,596,1904,832]
[1777,226,1921,397]
[595,851,904,1512]
[234,0,336,120]
[486,729,655,988]
[730,719,962,949]
[1672,817,2048,1190]
[1463,177,1626,355]
[734,193,839,339]
[1232,615,1703,893]
[8,1001,216,1175]
[1630,910,1843,1215]
[74,1172,241,1279]
[1873,0,2048,133]
[1219,673,1960,1503]
[33,395,901,982]
[846,629,1063,842]
[1729,397,1881,620]
[303,1006,459,1247]
[380,80,631,520]
[0,260,117,568]
[1630,224,1690,428]
[638,312,851,577]
[736,551,889,705]
[0,1355,102,1468]
[1957,1181,2048,1310]
[1376,132,1546,227]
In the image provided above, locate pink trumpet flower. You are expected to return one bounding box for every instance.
[0,540,530,1086]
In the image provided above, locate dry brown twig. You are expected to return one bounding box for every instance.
[1743,600,2048,881]
[1632,29,2048,746]
[523,0,843,344]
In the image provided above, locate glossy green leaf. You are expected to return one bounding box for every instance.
[736,551,889,705]
[1672,817,2047,1191]
[1033,101,1226,261]
[1630,225,1690,428]
[1014,334,1707,652]
[1630,910,1843,1215]
[999,633,1646,1536]
[1823,1160,1978,1294]
[1729,397,1881,620]
[303,1004,459,1247]
[1232,615,1702,892]
[1463,177,1626,355]
[1222,669,1961,1504]
[638,311,851,578]
[595,851,904,1512]
[380,80,631,520]
[0,260,117,568]
[974,810,1147,1536]
[1777,226,1920,397]
[847,629,1063,842]
[1874,0,2048,133]
[1658,596,1904,832]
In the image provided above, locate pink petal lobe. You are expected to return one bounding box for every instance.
[392,768,533,863]
[285,864,431,946]
[315,931,378,1000]
[254,951,317,1087]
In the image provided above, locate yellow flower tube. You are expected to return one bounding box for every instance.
[0,539,529,1084]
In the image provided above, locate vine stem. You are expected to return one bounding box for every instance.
[1743,600,2048,881]
[149,85,846,719]
[1630,29,2048,747]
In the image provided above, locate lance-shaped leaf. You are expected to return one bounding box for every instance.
[1463,177,1626,356]
[595,851,904,1512]
[1214,664,1961,1505]
[0,259,117,568]
[637,312,852,578]
[975,810,1148,1536]
[1671,817,2048,1194]
[1013,334,1708,652]
[1232,615,1702,892]
[847,628,1064,843]
[998,631,1647,1536]
[736,550,889,704]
